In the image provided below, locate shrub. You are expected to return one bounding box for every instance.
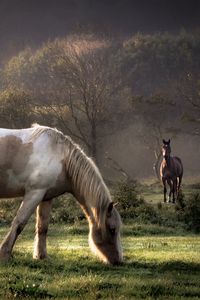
[113,180,141,219]
[0,195,85,225]
[113,180,160,223]
[0,198,21,224]
[176,189,186,210]
[51,195,85,224]
[182,192,200,233]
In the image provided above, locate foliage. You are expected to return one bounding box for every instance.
[0,198,21,224]
[51,195,85,224]
[0,195,84,225]
[176,189,186,210]
[1,35,124,160]
[174,190,200,233]
[119,30,200,93]
[1,183,199,232]
[113,180,160,223]
[0,31,200,165]
[0,88,34,128]
[182,192,200,233]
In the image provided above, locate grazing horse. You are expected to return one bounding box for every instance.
[0,124,122,265]
[160,139,183,203]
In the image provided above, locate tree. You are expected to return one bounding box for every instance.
[177,73,200,136]
[54,38,123,160]
[118,30,200,95]
[130,93,179,179]
[117,30,200,179]
[0,88,34,128]
[1,35,124,163]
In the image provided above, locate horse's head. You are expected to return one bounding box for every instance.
[162,139,171,159]
[89,202,123,265]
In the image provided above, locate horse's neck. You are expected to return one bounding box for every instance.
[74,189,108,228]
[65,141,110,227]
[164,155,171,167]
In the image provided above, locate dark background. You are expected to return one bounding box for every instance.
[0,0,199,63]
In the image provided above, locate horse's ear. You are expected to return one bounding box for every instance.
[107,202,114,217]
[168,139,171,144]
[163,139,166,144]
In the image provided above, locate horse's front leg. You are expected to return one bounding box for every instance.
[162,178,167,203]
[33,199,53,259]
[167,179,172,203]
[0,189,46,262]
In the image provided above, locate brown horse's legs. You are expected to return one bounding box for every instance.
[167,179,172,203]
[0,189,46,261]
[33,199,53,259]
[162,178,167,202]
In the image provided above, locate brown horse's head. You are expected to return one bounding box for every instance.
[162,139,171,159]
[89,202,123,265]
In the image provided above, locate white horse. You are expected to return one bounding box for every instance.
[0,124,122,265]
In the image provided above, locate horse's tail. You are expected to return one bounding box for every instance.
[174,156,183,193]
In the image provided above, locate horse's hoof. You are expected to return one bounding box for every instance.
[33,254,48,260]
[0,251,11,262]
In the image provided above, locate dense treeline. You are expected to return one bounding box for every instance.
[0,30,199,176]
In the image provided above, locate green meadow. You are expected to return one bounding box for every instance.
[0,223,200,300]
[0,182,200,299]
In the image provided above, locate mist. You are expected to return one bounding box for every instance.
[0,1,200,182]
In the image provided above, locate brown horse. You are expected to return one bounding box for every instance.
[0,124,122,264]
[160,139,183,203]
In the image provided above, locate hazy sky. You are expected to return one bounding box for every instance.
[0,0,199,62]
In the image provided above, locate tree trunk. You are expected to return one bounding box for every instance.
[91,123,98,164]
[153,150,162,181]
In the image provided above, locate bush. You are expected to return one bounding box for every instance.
[182,193,200,233]
[0,198,22,224]
[0,195,85,225]
[51,195,85,224]
[176,189,186,210]
[113,180,160,223]
[113,180,142,205]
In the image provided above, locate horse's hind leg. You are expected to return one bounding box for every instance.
[0,189,46,261]
[172,178,178,203]
[162,178,167,203]
[33,199,53,259]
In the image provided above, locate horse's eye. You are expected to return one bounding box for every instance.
[110,228,116,235]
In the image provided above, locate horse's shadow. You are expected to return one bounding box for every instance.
[12,251,200,277]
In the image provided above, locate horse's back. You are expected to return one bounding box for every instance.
[0,127,34,139]
[0,126,66,198]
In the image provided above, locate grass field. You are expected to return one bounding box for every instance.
[0,222,200,300]
[140,179,200,204]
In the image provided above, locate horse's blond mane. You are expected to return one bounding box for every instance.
[30,123,67,144]
[30,124,111,227]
